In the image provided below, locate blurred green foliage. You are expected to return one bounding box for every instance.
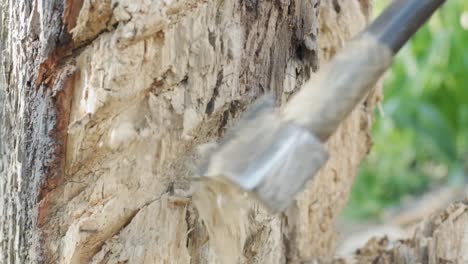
[345,0,468,220]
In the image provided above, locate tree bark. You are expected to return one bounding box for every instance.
[3,1,465,264]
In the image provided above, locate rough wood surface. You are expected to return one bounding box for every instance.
[333,199,468,264]
[0,0,386,263]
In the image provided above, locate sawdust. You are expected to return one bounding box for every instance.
[192,177,249,264]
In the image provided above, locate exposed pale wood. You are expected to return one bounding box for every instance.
[9,1,464,264]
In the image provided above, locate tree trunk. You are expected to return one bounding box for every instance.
[1,0,465,263]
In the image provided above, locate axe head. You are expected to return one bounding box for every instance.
[197,95,329,212]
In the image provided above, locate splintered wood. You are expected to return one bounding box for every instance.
[336,200,468,264]
[192,178,249,264]
[1,0,403,263]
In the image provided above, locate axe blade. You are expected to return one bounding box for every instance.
[198,99,328,212]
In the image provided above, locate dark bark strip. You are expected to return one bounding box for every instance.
[0,0,78,262]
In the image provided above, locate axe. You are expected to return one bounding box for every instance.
[198,0,446,212]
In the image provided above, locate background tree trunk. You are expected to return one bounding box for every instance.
[1,0,466,263]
